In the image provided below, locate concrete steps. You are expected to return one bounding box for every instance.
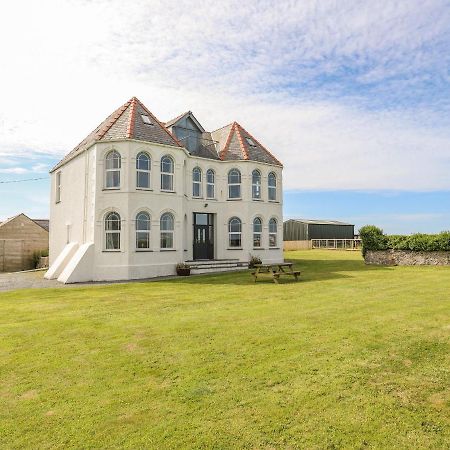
[185,259,248,274]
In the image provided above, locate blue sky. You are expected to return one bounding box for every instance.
[0,0,449,233]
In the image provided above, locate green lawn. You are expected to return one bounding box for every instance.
[1,251,449,449]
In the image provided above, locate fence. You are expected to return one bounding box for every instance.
[0,239,25,272]
[283,240,312,251]
[311,239,361,250]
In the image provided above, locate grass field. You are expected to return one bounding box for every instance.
[1,250,449,449]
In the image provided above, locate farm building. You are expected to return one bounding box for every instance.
[0,213,49,272]
[283,219,355,241]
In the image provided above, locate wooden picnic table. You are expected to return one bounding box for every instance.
[251,262,301,283]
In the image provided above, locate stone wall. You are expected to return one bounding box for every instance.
[365,250,450,266]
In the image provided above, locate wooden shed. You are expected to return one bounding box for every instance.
[0,213,49,272]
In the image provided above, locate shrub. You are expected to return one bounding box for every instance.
[359,225,386,257]
[359,226,450,256]
[32,249,49,269]
[248,255,262,269]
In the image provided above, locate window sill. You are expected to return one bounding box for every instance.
[268,200,279,203]
[227,198,242,201]
[103,188,120,191]
[192,196,203,199]
[102,250,121,253]
[253,247,265,250]
[136,188,153,191]
[161,190,176,194]
[160,248,176,252]
[252,198,263,201]
[269,247,280,250]
[55,201,61,204]
[136,249,153,252]
[206,197,217,201]
[227,247,243,250]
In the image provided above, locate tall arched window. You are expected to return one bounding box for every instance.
[160,212,174,249]
[105,151,121,188]
[228,169,241,199]
[269,218,277,247]
[105,212,121,250]
[228,217,242,247]
[136,212,151,249]
[161,156,174,191]
[206,169,215,198]
[268,172,277,201]
[136,152,151,189]
[192,167,202,197]
[253,217,262,248]
[252,169,261,199]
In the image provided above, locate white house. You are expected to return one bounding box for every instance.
[45,97,283,283]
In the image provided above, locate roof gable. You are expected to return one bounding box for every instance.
[51,97,181,172]
[165,111,205,132]
[211,122,282,166]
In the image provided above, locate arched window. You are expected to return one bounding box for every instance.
[206,169,215,198]
[268,172,277,201]
[105,151,121,188]
[105,212,121,250]
[253,217,262,248]
[136,152,151,189]
[192,167,202,197]
[228,169,241,199]
[228,217,242,247]
[136,212,151,249]
[252,169,261,199]
[160,212,174,249]
[269,218,277,247]
[161,156,174,191]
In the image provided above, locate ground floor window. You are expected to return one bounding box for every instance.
[269,218,277,247]
[229,217,242,247]
[105,211,121,250]
[160,212,174,249]
[253,217,262,247]
[136,212,151,249]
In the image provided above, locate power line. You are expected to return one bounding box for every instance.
[0,176,49,184]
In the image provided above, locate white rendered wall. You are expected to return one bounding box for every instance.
[49,139,283,282]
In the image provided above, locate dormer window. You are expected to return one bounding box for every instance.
[141,114,153,125]
[245,137,256,147]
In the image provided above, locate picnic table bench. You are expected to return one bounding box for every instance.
[251,262,301,283]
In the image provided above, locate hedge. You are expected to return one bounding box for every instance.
[359,225,450,257]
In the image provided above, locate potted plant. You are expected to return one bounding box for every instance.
[176,262,191,276]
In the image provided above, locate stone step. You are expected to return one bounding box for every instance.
[190,266,248,275]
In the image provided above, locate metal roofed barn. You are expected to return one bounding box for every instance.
[283,219,355,241]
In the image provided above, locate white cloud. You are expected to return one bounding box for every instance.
[0,0,449,191]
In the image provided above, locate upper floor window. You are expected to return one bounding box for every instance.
[160,212,174,249]
[55,171,61,203]
[268,172,277,201]
[269,218,278,247]
[136,211,151,249]
[161,156,174,191]
[136,152,151,189]
[252,169,261,199]
[228,169,241,199]
[228,217,242,247]
[192,167,202,197]
[105,150,121,189]
[206,169,215,199]
[105,211,121,250]
[253,217,262,248]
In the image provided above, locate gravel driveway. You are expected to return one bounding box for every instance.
[0,270,65,292]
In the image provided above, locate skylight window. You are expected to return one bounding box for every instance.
[141,114,153,125]
[245,137,256,147]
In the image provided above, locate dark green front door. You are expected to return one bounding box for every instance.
[193,213,214,260]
